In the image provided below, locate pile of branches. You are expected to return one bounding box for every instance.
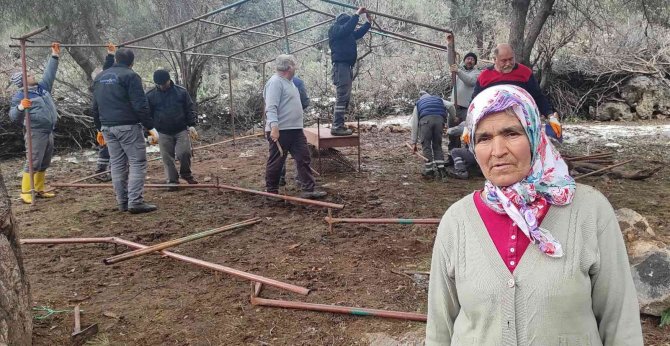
[548,44,670,119]
[0,95,97,160]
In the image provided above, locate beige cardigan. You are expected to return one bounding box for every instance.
[426,184,643,346]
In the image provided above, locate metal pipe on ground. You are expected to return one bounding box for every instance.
[103,218,261,265]
[325,217,440,225]
[250,293,426,322]
[51,182,345,209]
[21,237,311,296]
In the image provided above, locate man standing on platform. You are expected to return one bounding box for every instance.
[263,54,327,200]
[328,7,372,136]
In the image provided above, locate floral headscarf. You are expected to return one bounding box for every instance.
[466,85,575,258]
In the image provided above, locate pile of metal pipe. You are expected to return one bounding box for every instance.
[21,237,310,296]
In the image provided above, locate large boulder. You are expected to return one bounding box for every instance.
[621,76,670,120]
[630,247,670,316]
[594,102,634,121]
[616,208,670,316]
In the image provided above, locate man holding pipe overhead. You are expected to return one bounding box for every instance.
[328,6,372,136]
[91,48,157,214]
[9,43,61,204]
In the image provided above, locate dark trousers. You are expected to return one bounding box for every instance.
[332,62,353,128]
[419,116,445,165]
[265,129,315,193]
[97,145,110,171]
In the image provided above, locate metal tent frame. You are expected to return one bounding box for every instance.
[10,0,456,204]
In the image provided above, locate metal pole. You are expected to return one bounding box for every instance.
[227,58,236,144]
[182,9,310,52]
[324,217,440,225]
[195,19,313,46]
[103,218,261,265]
[119,0,254,46]
[298,4,449,52]
[250,295,426,322]
[11,26,49,206]
[447,34,457,108]
[51,183,346,209]
[229,18,335,58]
[19,39,35,205]
[21,237,311,296]
[317,0,451,33]
[280,0,291,53]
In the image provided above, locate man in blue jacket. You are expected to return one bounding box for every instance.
[328,7,372,136]
[91,48,157,214]
[9,43,61,204]
[146,69,198,189]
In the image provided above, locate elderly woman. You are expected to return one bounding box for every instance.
[426,85,642,345]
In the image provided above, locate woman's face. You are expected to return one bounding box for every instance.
[474,110,532,187]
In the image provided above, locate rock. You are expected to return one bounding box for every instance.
[621,76,670,119]
[630,247,670,316]
[595,102,633,121]
[616,208,656,240]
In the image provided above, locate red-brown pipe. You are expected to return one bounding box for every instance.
[103,218,260,265]
[21,237,310,296]
[325,217,440,225]
[51,183,345,209]
[250,296,426,322]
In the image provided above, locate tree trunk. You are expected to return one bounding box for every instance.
[508,0,531,63]
[0,168,32,346]
[522,0,556,65]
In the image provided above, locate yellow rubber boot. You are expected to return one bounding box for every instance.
[35,171,55,198]
[20,172,33,204]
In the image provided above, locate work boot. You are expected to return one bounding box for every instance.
[300,190,327,199]
[166,181,179,192]
[128,203,158,214]
[264,191,284,205]
[330,126,353,136]
[184,176,199,184]
[118,203,128,212]
[34,171,55,198]
[20,172,33,204]
[446,166,469,180]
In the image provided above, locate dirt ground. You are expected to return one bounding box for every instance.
[2,120,669,345]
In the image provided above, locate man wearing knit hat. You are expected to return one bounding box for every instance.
[328,7,372,136]
[146,69,198,190]
[9,43,61,204]
[447,34,481,151]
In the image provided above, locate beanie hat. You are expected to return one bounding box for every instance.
[10,72,24,88]
[153,69,170,85]
[336,13,351,23]
[463,52,478,64]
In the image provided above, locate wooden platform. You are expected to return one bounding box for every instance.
[303,127,359,149]
[302,127,361,173]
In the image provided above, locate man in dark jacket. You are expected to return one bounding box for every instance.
[471,43,562,140]
[328,7,372,136]
[92,43,117,182]
[91,48,157,214]
[146,69,198,188]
